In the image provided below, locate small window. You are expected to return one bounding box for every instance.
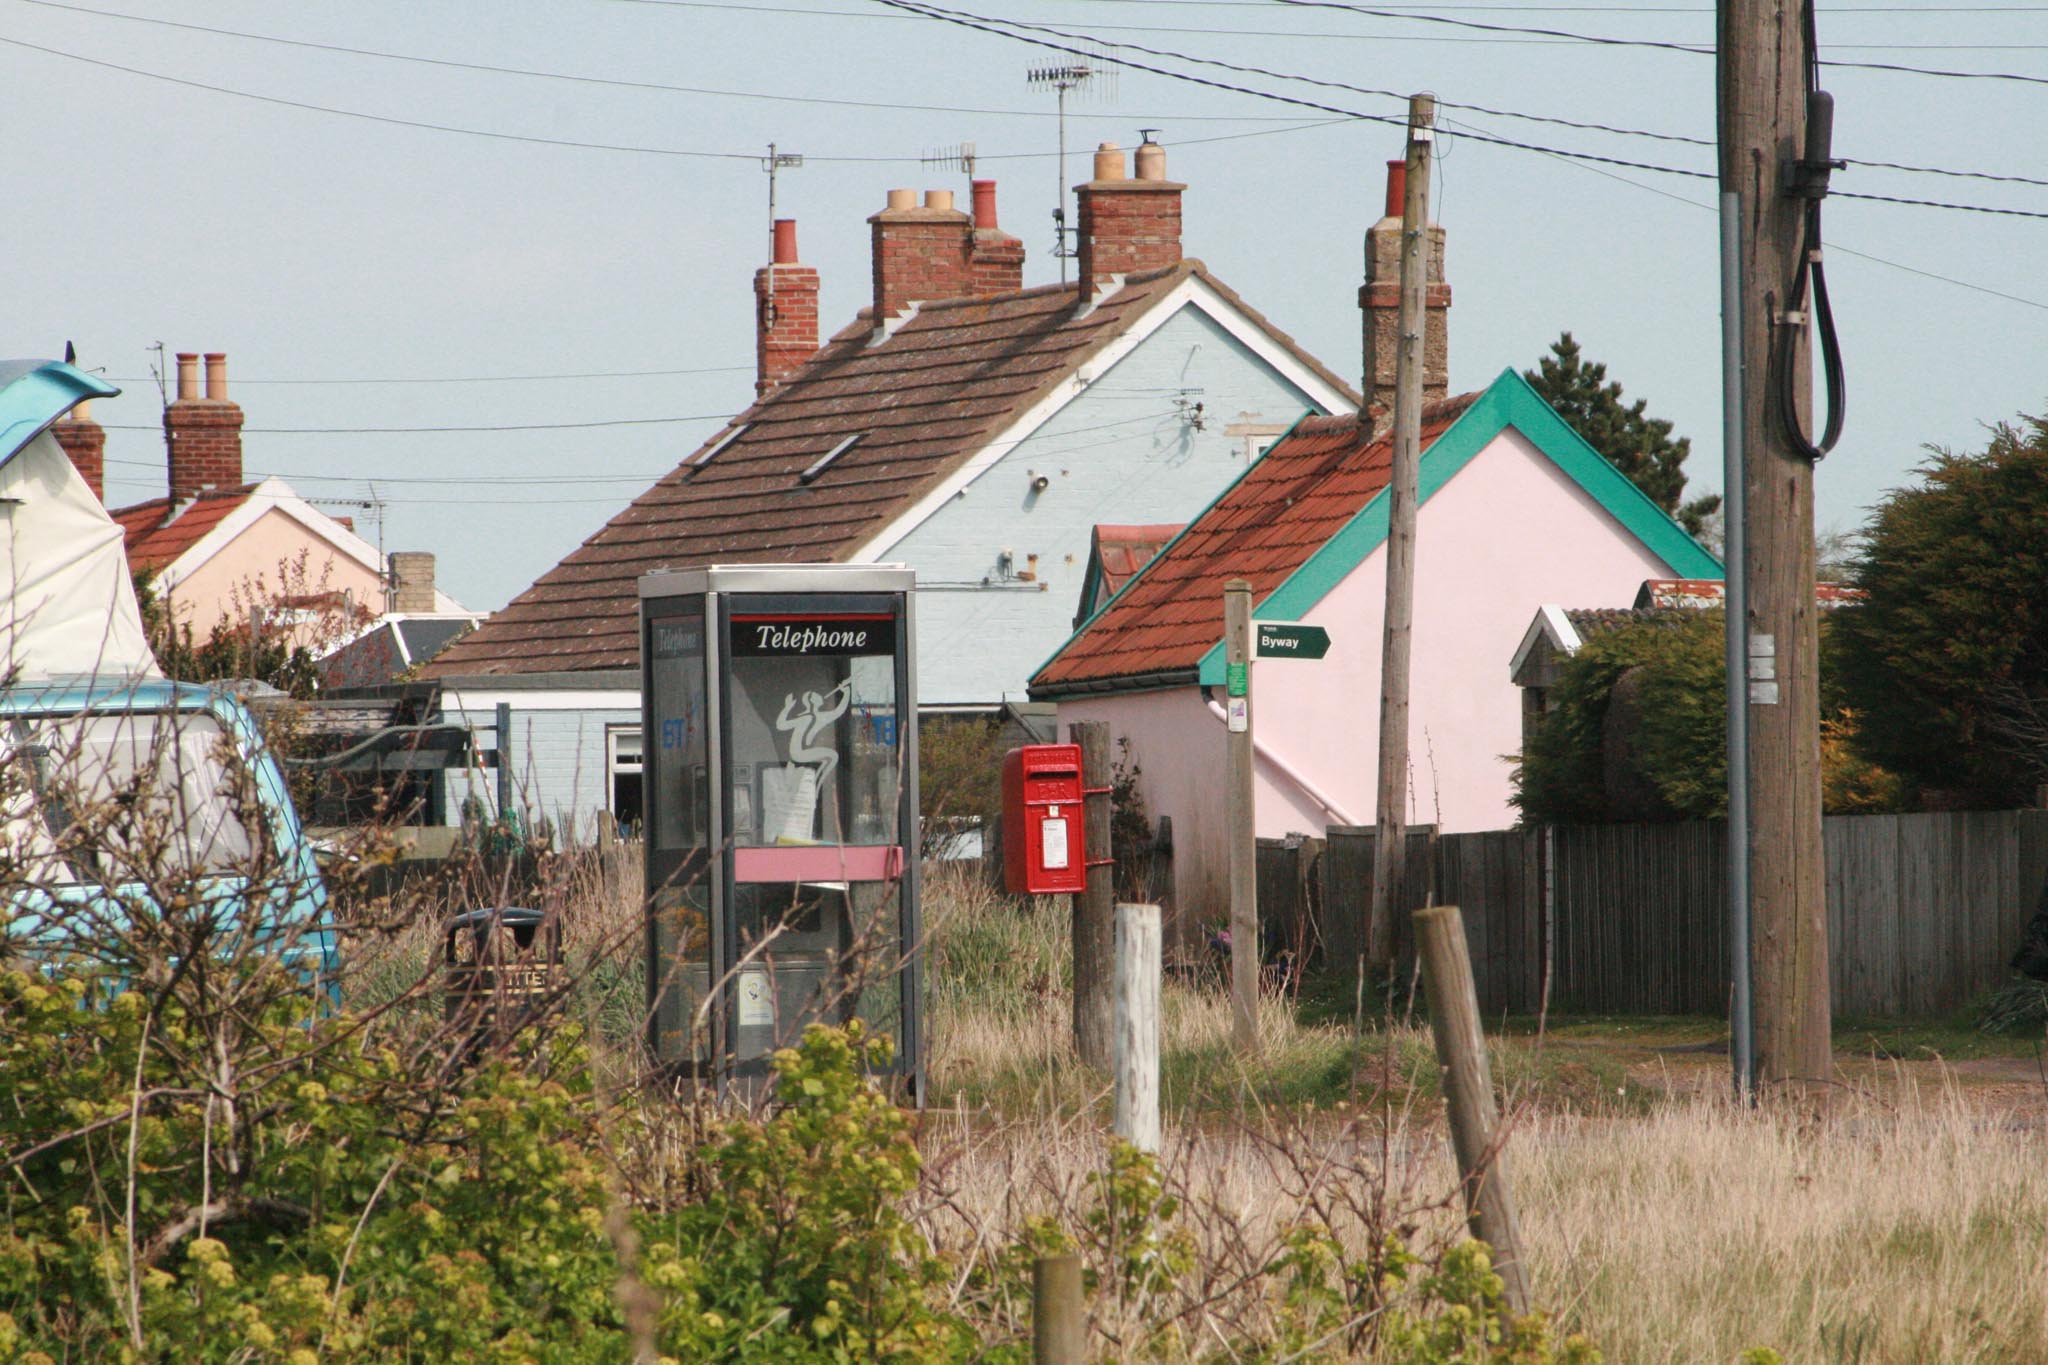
[685,423,749,477]
[607,726,643,834]
[799,433,863,485]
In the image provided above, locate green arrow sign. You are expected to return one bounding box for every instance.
[1254,621,1331,660]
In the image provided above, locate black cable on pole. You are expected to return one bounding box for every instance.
[1774,0,1846,463]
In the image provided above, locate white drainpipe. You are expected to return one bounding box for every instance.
[1204,698,1361,827]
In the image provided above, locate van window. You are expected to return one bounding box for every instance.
[2,710,264,886]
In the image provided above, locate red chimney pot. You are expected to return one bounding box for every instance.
[772,218,798,265]
[1384,160,1406,220]
[972,179,998,230]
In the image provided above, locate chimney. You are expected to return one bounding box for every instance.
[388,551,437,614]
[164,350,244,502]
[869,187,974,322]
[755,218,821,397]
[52,398,106,502]
[968,179,1026,295]
[1075,136,1185,302]
[1359,159,1451,421]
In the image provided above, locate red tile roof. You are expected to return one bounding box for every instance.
[427,260,1358,678]
[1077,522,1181,626]
[111,485,260,573]
[1033,395,1478,693]
[1634,577,1865,610]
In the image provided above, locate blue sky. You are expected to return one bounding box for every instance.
[5,0,2043,611]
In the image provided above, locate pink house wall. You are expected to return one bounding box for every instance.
[167,507,382,641]
[1058,426,1678,929]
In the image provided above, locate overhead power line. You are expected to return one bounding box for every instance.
[103,364,755,385]
[1269,0,2048,86]
[0,29,1356,163]
[102,413,731,433]
[871,0,2048,215]
[14,0,1307,124]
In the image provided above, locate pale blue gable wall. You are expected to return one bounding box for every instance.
[440,702,639,838]
[877,305,1343,706]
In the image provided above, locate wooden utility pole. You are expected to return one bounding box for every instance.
[1415,904,1529,1313]
[1719,0,1831,1089]
[1224,579,1259,1054]
[1366,94,1435,974]
[1070,720,1115,1070]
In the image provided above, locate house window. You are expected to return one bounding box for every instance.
[1224,418,1293,464]
[607,726,643,834]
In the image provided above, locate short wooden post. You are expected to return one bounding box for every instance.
[1070,720,1115,1070]
[1413,904,1530,1314]
[1114,902,1162,1153]
[1033,1253,1085,1364]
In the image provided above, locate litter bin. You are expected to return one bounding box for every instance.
[444,906,561,1044]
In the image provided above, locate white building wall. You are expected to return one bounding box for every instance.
[441,700,639,840]
[876,308,1339,706]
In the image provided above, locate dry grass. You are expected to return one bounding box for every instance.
[917,863,2048,1362]
[1518,1089,2048,1364]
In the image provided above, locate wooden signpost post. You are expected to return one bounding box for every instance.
[1223,585,1336,1058]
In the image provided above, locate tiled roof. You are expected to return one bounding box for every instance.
[1077,522,1181,627]
[1564,606,1699,639]
[1633,577,1864,610]
[1034,394,1478,692]
[112,485,260,573]
[427,260,1358,678]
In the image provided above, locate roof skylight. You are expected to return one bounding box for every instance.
[685,422,749,475]
[799,432,863,485]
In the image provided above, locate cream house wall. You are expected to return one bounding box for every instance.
[163,506,383,642]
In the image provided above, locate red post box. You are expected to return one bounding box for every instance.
[1002,743,1087,895]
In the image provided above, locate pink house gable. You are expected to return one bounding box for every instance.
[1036,368,1721,930]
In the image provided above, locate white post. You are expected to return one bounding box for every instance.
[1114,902,1162,1153]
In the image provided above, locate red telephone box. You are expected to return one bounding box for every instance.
[1002,744,1087,895]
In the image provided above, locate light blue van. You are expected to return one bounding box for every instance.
[0,358,335,988]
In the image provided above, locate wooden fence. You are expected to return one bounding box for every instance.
[1256,809,2048,1019]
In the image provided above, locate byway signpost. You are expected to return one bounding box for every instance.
[1254,621,1330,660]
[1223,589,1335,1054]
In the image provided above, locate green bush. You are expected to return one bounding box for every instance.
[2,965,1606,1362]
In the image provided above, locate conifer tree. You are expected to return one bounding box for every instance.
[1526,332,1720,538]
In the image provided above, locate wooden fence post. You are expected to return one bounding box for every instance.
[1115,903,1162,1153]
[1070,720,1115,1070]
[1033,1253,1085,1364]
[1413,904,1530,1314]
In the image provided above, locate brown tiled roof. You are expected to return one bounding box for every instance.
[1033,394,1478,693]
[428,260,1357,677]
[112,485,260,573]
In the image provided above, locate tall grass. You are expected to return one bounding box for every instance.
[920,864,2048,1362]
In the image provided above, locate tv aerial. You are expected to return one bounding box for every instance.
[1027,57,1116,282]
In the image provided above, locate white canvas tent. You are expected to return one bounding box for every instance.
[0,359,159,681]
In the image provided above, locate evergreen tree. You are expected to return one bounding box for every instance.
[1832,411,2048,807]
[1526,332,1720,538]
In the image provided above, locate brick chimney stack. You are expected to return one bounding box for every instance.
[388,551,438,614]
[869,188,975,322]
[1360,159,1451,421]
[1075,137,1184,302]
[968,179,1025,295]
[164,350,244,501]
[52,398,106,502]
[755,218,821,397]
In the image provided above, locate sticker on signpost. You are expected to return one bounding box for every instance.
[1227,696,1249,733]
